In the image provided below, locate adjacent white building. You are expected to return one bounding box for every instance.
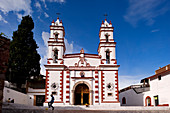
[44,17,120,106]
[3,76,46,106]
[119,64,170,107]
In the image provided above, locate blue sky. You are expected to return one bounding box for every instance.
[0,0,170,89]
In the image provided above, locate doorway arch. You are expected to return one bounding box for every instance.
[74,84,89,105]
[145,96,151,106]
[72,81,92,105]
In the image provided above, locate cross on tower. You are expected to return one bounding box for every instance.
[56,13,60,18]
[104,13,108,19]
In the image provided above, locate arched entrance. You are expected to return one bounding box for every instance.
[145,96,151,106]
[122,97,126,104]
[74,83,89,105]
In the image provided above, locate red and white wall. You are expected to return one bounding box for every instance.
[44,18,120,106]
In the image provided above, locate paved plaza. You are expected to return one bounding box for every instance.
[2,102,170,113]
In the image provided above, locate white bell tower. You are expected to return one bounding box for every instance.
[98,19,117,65]
[47,17,65,64]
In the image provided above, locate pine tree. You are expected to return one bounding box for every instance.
[7,15,40,89]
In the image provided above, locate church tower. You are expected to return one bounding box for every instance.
[44,17,66,104]
[98,19,117,65]
[47,17,65,64]
[97,19,120,105]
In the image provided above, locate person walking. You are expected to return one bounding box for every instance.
[48,94,54,110]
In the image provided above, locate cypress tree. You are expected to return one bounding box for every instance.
[7,15,40,89]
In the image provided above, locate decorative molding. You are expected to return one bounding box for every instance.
[101,71,105,103]
[48,41,64,43]
[71,77,94,79]
[101,101,119,103]
[44,65,66,67]
[99,65,120,67]
[47,60,51,64]
[115,71,119,101]
[45,70,49,101]
[49,38,64,40]
[59,71,64,101]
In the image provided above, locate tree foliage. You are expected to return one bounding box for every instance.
[6,15,40,88]
[0,32,8,37]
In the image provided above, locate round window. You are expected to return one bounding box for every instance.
[51,83,59,90]
[106,83,114,91]
[80,72,85,77]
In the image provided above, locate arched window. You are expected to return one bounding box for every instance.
[106,50,110,64]
[53,49,58,63]
[55,34,58,41]
[105,35,109,42]
[122,97,126,104]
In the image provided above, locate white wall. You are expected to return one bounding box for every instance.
[47,71,61,102]
[3,87,33,105]
[104,71,117,101]
[119,89,144,106]
[119,72,170,106]
[143,73,170,106]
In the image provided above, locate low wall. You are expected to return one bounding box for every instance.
[3,87,34,105]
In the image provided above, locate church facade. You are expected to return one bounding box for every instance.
[44,17,120,106]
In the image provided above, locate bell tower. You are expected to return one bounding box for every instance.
[98,19,117,65]
[47,17,65,64]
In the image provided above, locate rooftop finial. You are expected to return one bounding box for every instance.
[80,48,84,53]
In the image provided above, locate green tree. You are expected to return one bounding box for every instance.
[7,15,40,89]
[0,32,8,37]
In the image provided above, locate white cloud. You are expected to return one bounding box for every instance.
[39,31,50,75]
[119,75,145,89]
[40,0,47,9]
[39,46,48,75]
[35,1,41,9]
[124,0,169,26]
[0,14,8,23]
[44,12,49,18]
[151,29,160,32]
[38,16,41,19]
[65,38,73,53]
[0,0,32,21]
[35,1,49,19]
[47,0,65,3]
[40,0,65,9]
[65,38,88,54]
[42,32,50,47]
